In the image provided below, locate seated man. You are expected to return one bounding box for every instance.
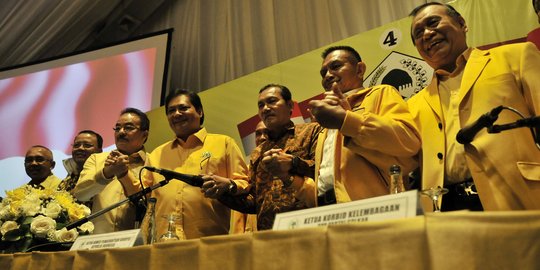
[58,130,103,193]
[24,145,61,189]
[73,108,149,233]
[204,84,321,230]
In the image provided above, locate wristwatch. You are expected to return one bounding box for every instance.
[282,175,295,187]
[289,155,300,175]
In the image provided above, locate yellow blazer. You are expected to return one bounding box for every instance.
[315,85,420,203]
[408,42,540,211]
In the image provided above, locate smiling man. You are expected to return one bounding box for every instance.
[58,130,103,193]
[73,108,149,233]
[138,89,249,239]
[408,2,540,211]
[205,84,322,230]
[309,46,420,206]
[24,145,61,189]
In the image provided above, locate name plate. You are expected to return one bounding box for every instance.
[272,190,421,230]
[70,229,142,250]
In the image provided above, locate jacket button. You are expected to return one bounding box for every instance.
[437,153,443,159]
[438,123,443,130]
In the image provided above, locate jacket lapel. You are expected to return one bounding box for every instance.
[423,77,444,125]
[458,49,490,105]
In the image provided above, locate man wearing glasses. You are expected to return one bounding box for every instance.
[74,108,149,234]
[24,145,61,189]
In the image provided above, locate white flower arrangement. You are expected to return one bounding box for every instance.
[0,185,94,253]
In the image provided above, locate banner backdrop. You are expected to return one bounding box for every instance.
[145,0,538,156]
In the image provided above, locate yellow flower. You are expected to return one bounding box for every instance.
[67,205,86,221]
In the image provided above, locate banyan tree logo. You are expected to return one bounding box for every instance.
[365,51,433,100]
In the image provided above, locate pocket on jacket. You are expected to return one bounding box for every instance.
[517,161,540,181]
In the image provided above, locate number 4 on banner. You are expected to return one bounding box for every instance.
[380,28,402,50]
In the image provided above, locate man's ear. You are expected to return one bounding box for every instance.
[50,160,56,169]
[287,100,294,115]
[142,130,149,144]
[458,16,468,31]
[356,61,366,79]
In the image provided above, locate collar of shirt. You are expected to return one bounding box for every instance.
[172,127,207,149]
[435,47,473,81]
[128,149,147,165]
[267,121,295,143]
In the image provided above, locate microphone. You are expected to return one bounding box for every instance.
[456,105,504,144]
[144,166,204,187]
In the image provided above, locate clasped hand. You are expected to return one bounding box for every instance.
[103,150,129,179]
[260,148,293,181]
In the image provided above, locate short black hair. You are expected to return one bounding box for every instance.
[321,45,362,63]
[77,130,103,149]
[258,84,292,102]
[120,107,150,131]
[534,0,540,13]
[409,2,464,44]
[165,89,204,125]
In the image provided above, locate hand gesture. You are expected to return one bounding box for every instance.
[308,88,350,129]
[260,148,292,180]
[103,150,129,179]
[201,173,232,198]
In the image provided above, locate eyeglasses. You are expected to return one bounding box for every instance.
[113,125,140,133]
[24,156,51,164]
[72,142,96,148]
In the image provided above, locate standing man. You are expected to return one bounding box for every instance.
[140,89,249,239]
[58,130,103,193]
[408,2,540,211]
[73,108,149,233]
[24,145,61,189]
[309,46,420,206]
[205,84,322,231]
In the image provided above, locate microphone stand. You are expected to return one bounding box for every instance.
[65,177,172,230]
[488,116,540,133]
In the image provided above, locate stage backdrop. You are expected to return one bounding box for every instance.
[145,0,538,158]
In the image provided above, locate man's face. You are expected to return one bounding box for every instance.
[411,5,468,71]
[254,121,269,146]
[72,133,101,167]
[114,113,148,154]
[24,147,54,181]
[166,94,202,140]
[257,87,292,132]
[320,50,365,93]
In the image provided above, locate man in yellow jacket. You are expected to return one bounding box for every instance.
[408,2,540,211]
[309,46,420,206]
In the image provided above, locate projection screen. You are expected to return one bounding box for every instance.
[0,30,172,196]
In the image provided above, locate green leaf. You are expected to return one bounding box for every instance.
[3,229,25,242]
[22,216,33,225]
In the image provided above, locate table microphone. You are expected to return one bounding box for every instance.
[456,105,504,144]
[144,166,204,187]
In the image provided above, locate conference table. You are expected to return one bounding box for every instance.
[1,210,539,270]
